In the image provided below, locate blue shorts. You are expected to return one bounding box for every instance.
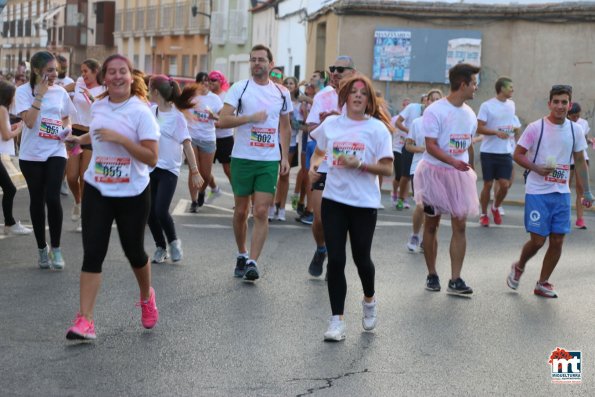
[191,138,216,154]
[305,140,317,170]
[524,193,571,236]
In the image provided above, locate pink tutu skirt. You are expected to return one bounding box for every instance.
[413,160,479,219]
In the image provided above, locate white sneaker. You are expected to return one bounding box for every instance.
[378,203,385,210]
[498,206,505,216]
[152,247,168,263]
[4,221,32,235]
[362,299,377,331]
[60,180,69,196]
[406,234,420,253]
[75,220,82,233]
[71,203,81,222]
[49,247,65,270]
[268,205,276,221]
[38,245,50,269]
[276,208,286,221]
[324,316,346,341]
[206,187,222,204]
[169,239,183,262]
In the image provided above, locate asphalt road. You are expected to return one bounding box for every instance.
[1,167,594,396]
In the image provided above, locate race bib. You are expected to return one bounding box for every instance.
[544,164,570,184]
[250,127,276,148]
[497,125,515,136]
[193,110,210,123]
[331,141,365,167]
[38,118,62,140]
[94,156,131,184]
[449,134,471,155]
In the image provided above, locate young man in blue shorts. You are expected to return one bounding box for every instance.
[508,85,593,298]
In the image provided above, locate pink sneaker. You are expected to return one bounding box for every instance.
[575,218,587,229]
[137,287,159,329]
[534,281,558,298]
[66,313,97,340]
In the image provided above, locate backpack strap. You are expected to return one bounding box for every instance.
[525,118,544,178]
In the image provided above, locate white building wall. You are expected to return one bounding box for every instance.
[276,0,308,80]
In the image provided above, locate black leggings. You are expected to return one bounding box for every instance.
[81,183,150,273]
[19,157,66,249]
[0,159,17,226]
[321,198,377,315]
[148,167,178,249]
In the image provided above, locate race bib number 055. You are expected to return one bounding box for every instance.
[250,127,276,148]
[94,156,131,184]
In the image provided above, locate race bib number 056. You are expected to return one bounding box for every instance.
[250,127,276,148]
[38,118,62,140]
[94,156,131,184]
[545,164,570,184]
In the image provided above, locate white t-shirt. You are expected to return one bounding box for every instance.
[398,103,423,132]
[290,100,303,147]
[187,91,223,142]
[407,117,425,175]
[306,87,341,172]
[391,115,406,153]
[477,98,518,154]
[151,105,191,177]
[71,79,105,127]
[571,118,590,163]
[55,76,75,98]
[215,91,233,139]
[15,84,76,161]
[421,98,477,168]
[84,96,160,197]
[0,107,15,156]
[225,78,293,161]
[311,114,393,208]
[518,118,587,195]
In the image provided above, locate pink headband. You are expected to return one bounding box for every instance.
[208,70,230,92]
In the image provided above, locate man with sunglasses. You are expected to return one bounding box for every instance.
[269,68,284,84]
[303,56,356,278]
[218,44,292,281]
[508,85,593,298]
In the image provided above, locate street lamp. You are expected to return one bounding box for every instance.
[191,0,212,71]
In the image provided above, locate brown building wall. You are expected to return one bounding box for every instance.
[309,13,595,128]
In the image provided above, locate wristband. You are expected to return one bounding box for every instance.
[34,97,43,103]
[31,104,41,111]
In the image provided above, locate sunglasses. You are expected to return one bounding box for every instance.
[551,84,572,93]
[270,72,283,79]
[329,66,353,73]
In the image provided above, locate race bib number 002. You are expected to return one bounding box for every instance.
[38,118,62,140]
[94,156,131,184]
[449,134,471,155]
[545,164,570,184]
[250,127,276,148]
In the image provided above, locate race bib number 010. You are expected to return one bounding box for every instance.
[38,118,62,140]
[545,164,570,184]
[94,156,131,184]
[449,134,471,155]
[331,142,365,167]
[250,127,276,148]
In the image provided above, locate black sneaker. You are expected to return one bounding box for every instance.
[244,260,260,281]
[425,274,441,291]
[308,250,327,277]
[296,203,305,217]
[234,256,247,278]
[197,192,206,207]
[190,201,199,213]
[447,278,473,296]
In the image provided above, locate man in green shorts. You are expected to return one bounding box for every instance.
[218,44,292,280]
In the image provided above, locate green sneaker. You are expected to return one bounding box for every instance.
[396,199,404,210]
[291,193,299,210]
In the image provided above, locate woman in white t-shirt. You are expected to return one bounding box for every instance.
[147,75,203,264]
[186,72,223,212]
[67,59,105,231]
[0,80,32,236]
[14,51,76,270]
[404,89,443,253]
[64,55,160,341]
[567,102,591,229]
[309,75,394,342]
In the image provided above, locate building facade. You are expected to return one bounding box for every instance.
[1,0,115,77]
[114,0,210,78]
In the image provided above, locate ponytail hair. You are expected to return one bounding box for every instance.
[29,51,55,94]
[337,75,395,133]
[149,74,193,110]
[81,58,103,85]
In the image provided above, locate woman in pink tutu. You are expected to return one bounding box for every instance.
[414,63,480,296]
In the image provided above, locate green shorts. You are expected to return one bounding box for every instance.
[230,158,279,196]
